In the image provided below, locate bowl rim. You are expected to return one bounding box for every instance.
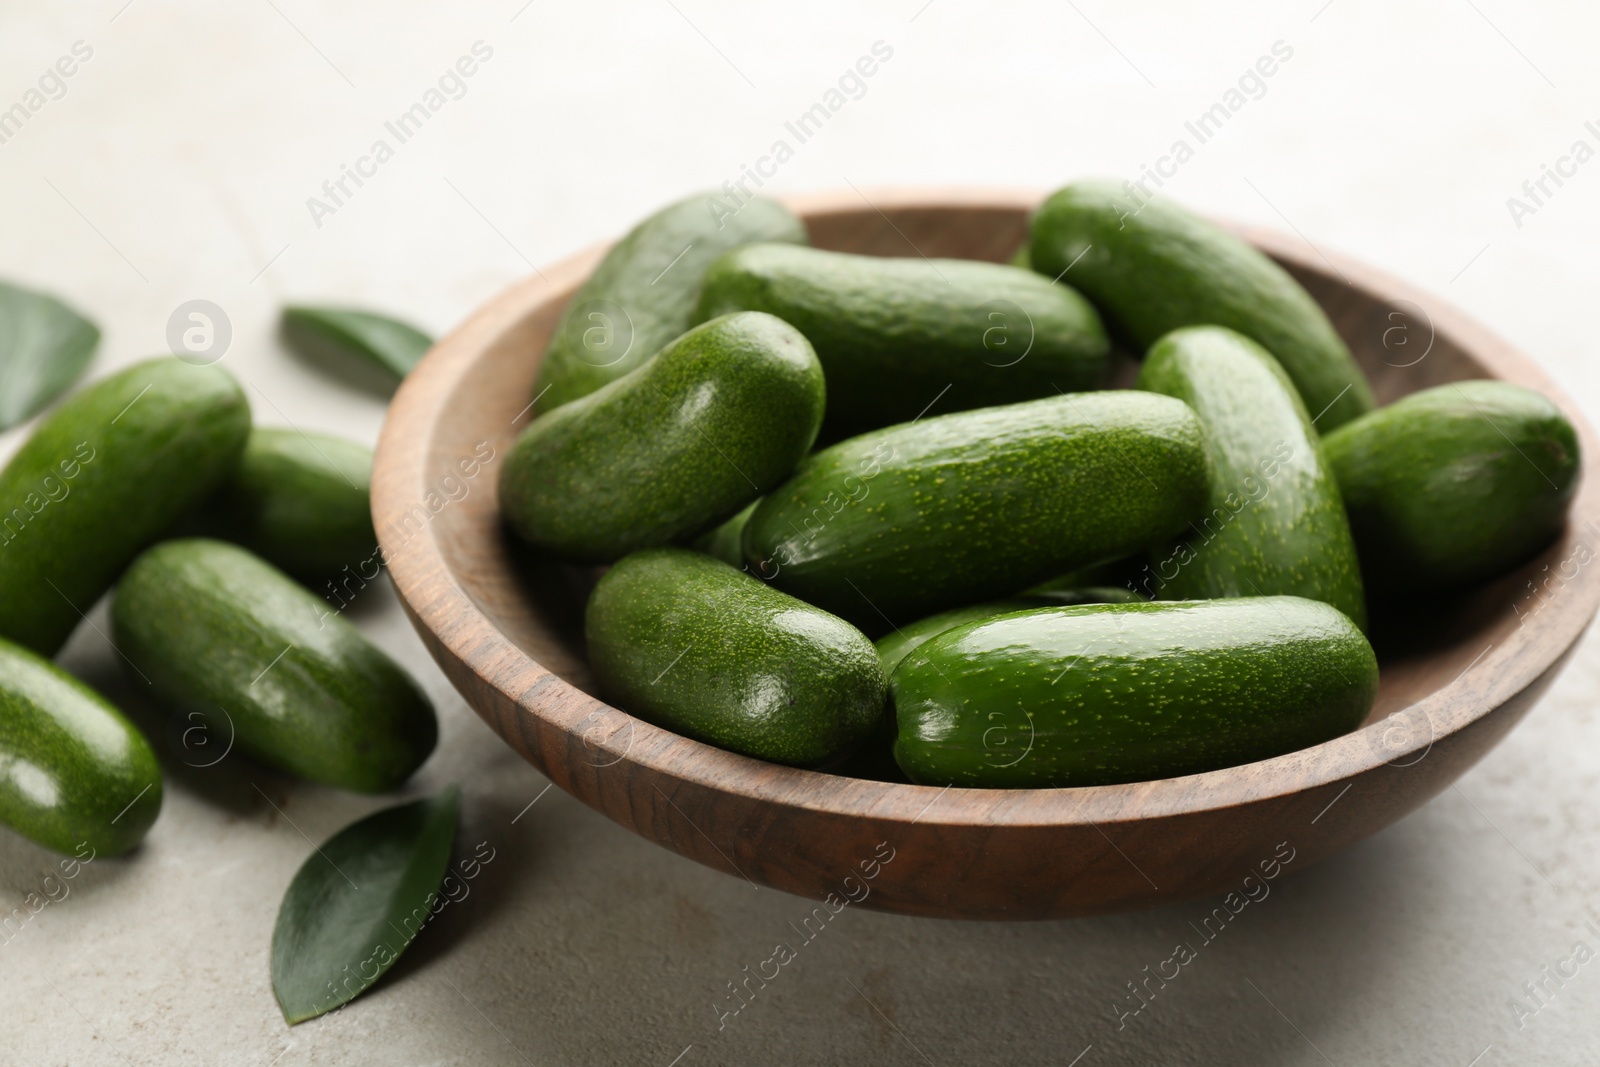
[373,185,1600,832]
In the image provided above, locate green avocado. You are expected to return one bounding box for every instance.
[742,391,1212,630]
[585,548,884,767]
[200,428,375,581]
[1135,325,1367,630]
[893,597,1377,788]
[695,244,1109,434]
[0,357,250,656]
[0,638,162,856]
[533,194,807,413]
[502,312,824,563]
[874,587,1147,678]
[1029,180,1375,430]
[111,539,436,793]
[1322,380,1580,591]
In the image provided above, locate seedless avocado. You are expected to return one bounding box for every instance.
[0,358,250,656]
[111,539,436,793]
[1136,326,1367,630]
[1029,180,1375,430]
[201,428,375,581]
[533,194,808,413]
[742,391,1212,628]
[0,638,162,855]
[1323,380,1580,591]
[695,244,1110,433]
[585,549,884,767]
[502,312,825,563]
[893,597,1378,788]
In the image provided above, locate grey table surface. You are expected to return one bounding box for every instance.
[3,1,1599,1063]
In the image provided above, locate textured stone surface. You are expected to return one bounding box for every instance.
[2,1,1598,1063]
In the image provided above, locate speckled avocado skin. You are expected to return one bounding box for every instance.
[585,548,885,767]
[533,195,808,413]
[502,312,825,564]
[111,539,436,793]
[1323,380,1580,592]
[0,358,250,656]
[1029,180,1375,431]
[0,637,162,855]
[695,244,1110,434]
[893,597,1378,788]
[201,428,375,581]
[742,391,1212,630]
[1136,326,1367,631]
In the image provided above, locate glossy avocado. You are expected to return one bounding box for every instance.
[0,358,250,656]
[1323,380,1580,591]
[893,597,1378,788]
[585,549,885,767]
[874,587,1146,677]
[742,391,1212,630]
[111,539,436,793]
[1135,325,1367,630]
[502,312,825,563]
[0,638,162,855]
[533,195,807,413]
[1029,180,1375,431]
[695,244,1109,434]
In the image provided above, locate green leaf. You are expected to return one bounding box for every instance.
[0,280,99,431]
[281,306,433,382]
[271,787,459,1024]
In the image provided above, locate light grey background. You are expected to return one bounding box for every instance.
[2,1,1598,1064]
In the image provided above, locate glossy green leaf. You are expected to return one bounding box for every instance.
[271,787,459,1024]
[281,306,432,382]
[0,280,99,431]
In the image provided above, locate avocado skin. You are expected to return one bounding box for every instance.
[0,357,251,656]
[111,539,436,793]
[0,638,162,856]
[696,244,1109,434]
[202,428,375,582]
[1323,380,1580,592]
[742,391,1212,630]
[533,195,807,413]
[585,548,885,767]
[874,587,1147,678]
[503,312,824,564]
[892,597,1377,788]
[1029,180,1375,431]
[1136,325,1367,631]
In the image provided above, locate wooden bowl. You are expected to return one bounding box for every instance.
[372,188,1600,920]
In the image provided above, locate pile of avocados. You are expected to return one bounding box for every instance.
[502,180,1582,789]
[0,358,434,856]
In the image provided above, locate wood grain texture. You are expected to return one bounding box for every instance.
[371,187,1600,920]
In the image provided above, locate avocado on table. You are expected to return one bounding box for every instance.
[0,638,163,856]
[112,539,437,793]
[0,357,250,656]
